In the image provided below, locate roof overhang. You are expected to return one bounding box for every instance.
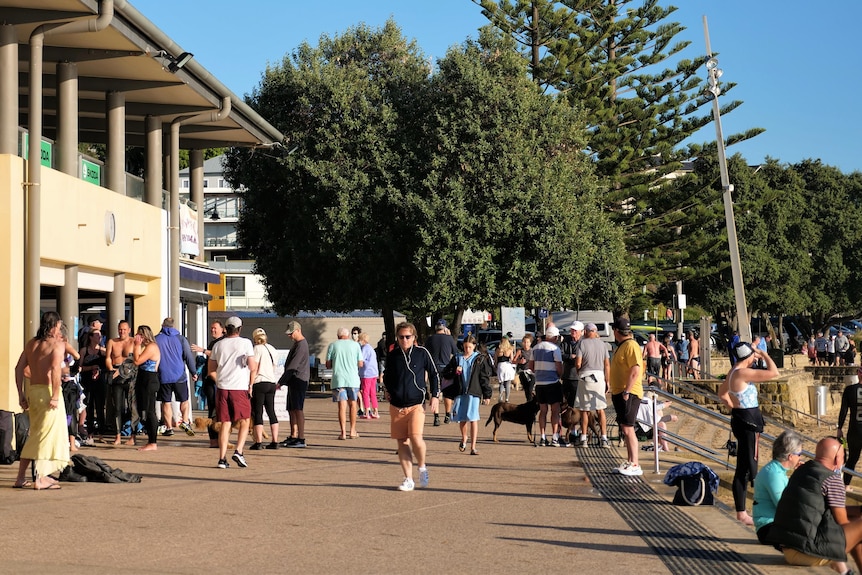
[3,0,283,149]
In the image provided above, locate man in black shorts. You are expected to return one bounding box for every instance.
[279,321,310,448]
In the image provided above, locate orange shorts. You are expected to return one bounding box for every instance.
[389,404,425,440]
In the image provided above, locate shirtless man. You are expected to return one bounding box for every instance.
[105,320,135,445]
[14,311,71,490]
[687,331,701,380]
[642,334,667,387]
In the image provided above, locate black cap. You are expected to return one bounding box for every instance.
[613,317,631,331]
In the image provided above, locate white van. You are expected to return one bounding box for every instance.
[548,310,615,348]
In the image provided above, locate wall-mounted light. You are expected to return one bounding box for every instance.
[207,207,220,221]
[168,51,194,73]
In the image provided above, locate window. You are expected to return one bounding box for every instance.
[204,224,238,248]
[202,179,208,188]
[181,179,189,188]
[217,178,227,189]
[225,276,245,296]
[203,196,241,219]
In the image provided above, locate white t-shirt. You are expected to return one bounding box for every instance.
[211,336,254,390]
[253,343,277,383]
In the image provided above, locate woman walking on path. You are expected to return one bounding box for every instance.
[358,332,380,419]
[718,341,779,526]
[446,336,493,455]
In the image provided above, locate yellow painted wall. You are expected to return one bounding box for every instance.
[208,275,226,311]
[0,155,167,411]
[0,155,26,412]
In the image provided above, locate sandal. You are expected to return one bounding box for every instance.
[470,449,479,456]
[12,481,33,489]
[458,442,466,453]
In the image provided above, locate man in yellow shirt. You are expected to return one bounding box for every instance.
[609,317,644,476]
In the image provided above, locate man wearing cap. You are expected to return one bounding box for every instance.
[209,316,257,469]
[424,319,459,426]
[279,321,310,448]
[609,317,645,475]
[154,317,197,437]
[529,324,564,447]
[837,366,862,486]
[560,321,584,441]
[575,322,611,447]
[326,327,364,440]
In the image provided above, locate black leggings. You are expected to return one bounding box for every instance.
[730,414,759,513]
[106,380,130,436]
[203,376,217,418]
[135,370,160,445]
[519,372,536,402]
[845,430,862,485]
[84,374,108,436]
[252,381,278,426]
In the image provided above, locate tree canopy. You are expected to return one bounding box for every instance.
[224,21,631,325]
[475,0,763,289]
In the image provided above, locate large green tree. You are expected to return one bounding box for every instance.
[476,0,762,289]
[225,21,630,331]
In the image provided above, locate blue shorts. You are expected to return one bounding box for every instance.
[332,387,359,402]
[158,380,189,402]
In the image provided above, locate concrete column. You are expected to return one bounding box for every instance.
[59,266,79,349]
[56,61,78,176]
[106,91,125,194]
[144,115,162,207]
[169,124,180,320]
[0,25,18,155]
[190,149,204,261]
[107,273,125,338]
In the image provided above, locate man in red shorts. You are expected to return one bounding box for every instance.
[208,316,257,469]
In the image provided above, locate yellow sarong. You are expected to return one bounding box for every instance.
[20,382,71,478]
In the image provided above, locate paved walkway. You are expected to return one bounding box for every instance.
[0,394,832,574]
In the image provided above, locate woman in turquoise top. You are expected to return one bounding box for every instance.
[132,325,161,452]
[752,430,804,544]
[718,341,779,527]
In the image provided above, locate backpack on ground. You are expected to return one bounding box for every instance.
[14,412,29,459]
[0,410,15,464]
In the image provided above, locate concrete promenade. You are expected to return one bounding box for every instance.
[0,394,830,575]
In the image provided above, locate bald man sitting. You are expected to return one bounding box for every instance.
[770,436,862,574]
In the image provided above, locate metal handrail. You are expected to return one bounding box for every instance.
[638,384,862,483]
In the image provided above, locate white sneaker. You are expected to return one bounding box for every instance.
[398,477,415,492]
[619,463,643,476]
[613,461,632,474]
[418,467,429,488]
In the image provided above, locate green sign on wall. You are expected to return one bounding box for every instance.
[81,158,101,185]
[21,133,52,168]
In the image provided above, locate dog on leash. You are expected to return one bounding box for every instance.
[485,398,540,443]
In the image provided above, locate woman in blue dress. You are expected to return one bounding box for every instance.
[448,336,493,455]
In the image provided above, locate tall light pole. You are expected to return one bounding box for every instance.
[703,16,751,342]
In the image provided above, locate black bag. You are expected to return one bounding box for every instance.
[0,410,15,464]
[673,474,715,506]
[14,412,29,459]
[664,462,718,507]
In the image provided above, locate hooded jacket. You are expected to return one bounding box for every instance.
[155,326,196,384]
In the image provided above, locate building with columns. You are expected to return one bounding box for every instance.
[0,0,283,412]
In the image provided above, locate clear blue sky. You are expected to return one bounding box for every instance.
[132,0,862,174]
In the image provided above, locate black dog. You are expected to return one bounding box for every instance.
[485,398,540,443]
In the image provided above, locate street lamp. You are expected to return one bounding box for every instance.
[703,16,751,342]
